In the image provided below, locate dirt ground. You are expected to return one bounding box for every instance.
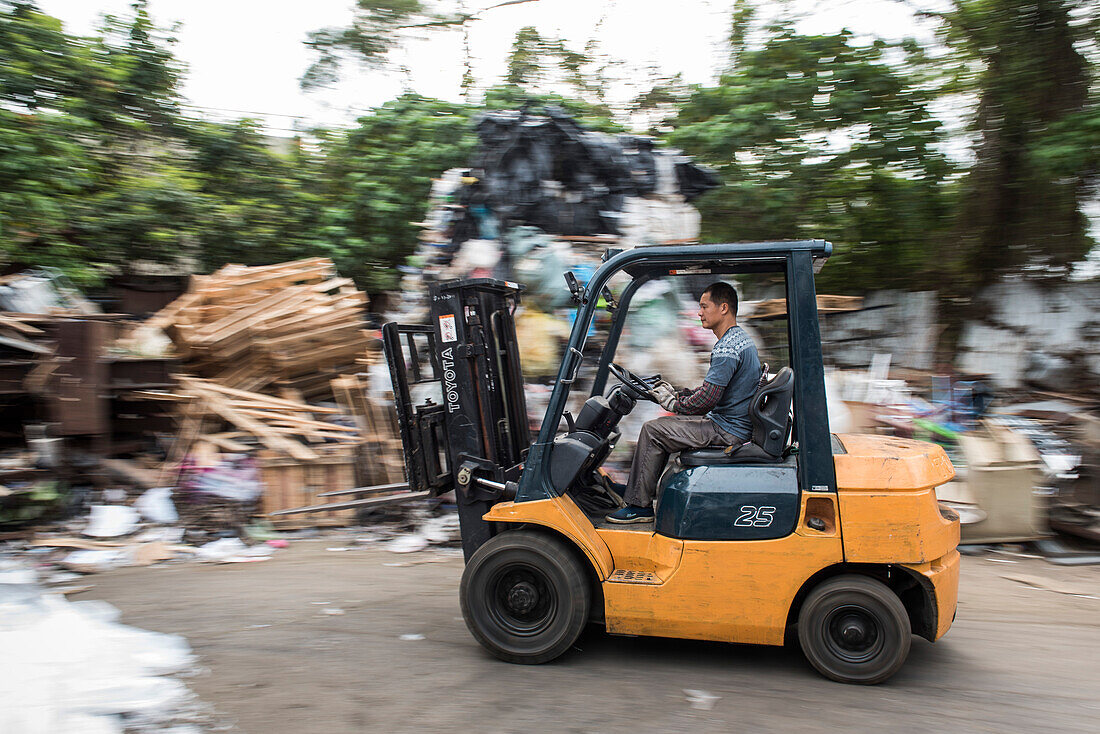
[74,541,1100,733]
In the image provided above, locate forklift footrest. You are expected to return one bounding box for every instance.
[608,569,661,585]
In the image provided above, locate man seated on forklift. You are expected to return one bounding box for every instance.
[606,281,761,524]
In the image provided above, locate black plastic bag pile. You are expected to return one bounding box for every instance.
[451,106,719,243]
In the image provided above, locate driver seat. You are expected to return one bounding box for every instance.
[679,366,795,467]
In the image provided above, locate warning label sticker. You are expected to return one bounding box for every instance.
[439,314,457,343]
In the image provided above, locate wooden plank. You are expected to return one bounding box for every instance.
[236,416,357,435]
[0,314,45,335]
[179,377,341,413]
[196,433,252,452]
[159,411,205,485]
[268,490,429,516]
[192,390,319,461]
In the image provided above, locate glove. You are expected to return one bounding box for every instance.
[649,382,678,412]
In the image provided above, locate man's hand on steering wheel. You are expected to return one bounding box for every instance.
[648,380,678,412]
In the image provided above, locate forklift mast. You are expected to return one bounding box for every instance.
[383,279,529,559]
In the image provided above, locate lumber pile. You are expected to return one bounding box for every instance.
[145,372,407,526]
[150,258,371,396]
[331,373,405,484]
[115,258,417,527]
[167,376,362,463]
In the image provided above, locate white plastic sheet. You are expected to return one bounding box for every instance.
[0,578,197,734]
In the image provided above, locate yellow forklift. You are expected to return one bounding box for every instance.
[383,240,960,684]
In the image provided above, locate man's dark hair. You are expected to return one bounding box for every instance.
[703,281,738,315]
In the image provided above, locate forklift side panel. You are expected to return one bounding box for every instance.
[839,487,960,564]
[903,549,961,641]
[484,495,615,578]
[603,531,843,645]
[834,434,959,564]
[655,463,800,541]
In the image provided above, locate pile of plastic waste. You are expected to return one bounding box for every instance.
[0,562,201,734]
[394,107,720,386]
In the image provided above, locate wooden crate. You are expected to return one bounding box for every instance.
[257,446,358,528]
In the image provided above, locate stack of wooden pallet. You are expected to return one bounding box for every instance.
[150,258,370,396]
[146,370,411,526]
[147,376,366,527]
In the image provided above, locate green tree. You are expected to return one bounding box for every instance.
[318,94,479,291]
[0,1,193,282]
[669,25,952,291]
[301,0,540,90]
[0,2,99,277]
[180,120,326,270]
[503,26,604,102]
[482,85,620,133]
[924,0,1098,287]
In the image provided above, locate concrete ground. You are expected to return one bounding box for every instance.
[75,542,1100,733]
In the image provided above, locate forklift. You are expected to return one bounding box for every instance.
[383,240,960,684]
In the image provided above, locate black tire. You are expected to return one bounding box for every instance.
[797,574,911,685]
[460,530,590,664]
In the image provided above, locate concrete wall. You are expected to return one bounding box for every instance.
[818,281,1100,390]
[822,290,938,371]
[957,281,1100,388]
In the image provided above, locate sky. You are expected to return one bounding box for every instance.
[35,0,937,133]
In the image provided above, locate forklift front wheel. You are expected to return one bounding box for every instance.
[797,574,911,685]
[460,530,590,665]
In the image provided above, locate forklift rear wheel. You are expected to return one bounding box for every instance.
[460,530,590,665]
[797,574,911,684]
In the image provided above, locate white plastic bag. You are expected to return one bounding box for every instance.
[134,487,178,525]
[82,505,139,538]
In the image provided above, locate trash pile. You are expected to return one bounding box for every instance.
[828,353,1100,560]
[122,259,417,528]
[396,106,721,412]
[0,257,420,539]
[0,562,203,734]
[0,273,133,529]
[412,107,718,280]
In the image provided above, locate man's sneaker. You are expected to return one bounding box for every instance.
[606,505,655,524]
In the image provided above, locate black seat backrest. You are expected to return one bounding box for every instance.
[680,366,795,467]
[717,366,794,463]
[751,366,794,456]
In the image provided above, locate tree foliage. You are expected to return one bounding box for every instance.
[2,0,1098,300]
[300,0,540,90]
[504,26,605,101]
[924,0,1099,287]
[669,25,953,291]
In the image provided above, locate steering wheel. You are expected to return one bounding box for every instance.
[608,362,659,402]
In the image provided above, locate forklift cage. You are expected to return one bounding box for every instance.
[515,239,837,504]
